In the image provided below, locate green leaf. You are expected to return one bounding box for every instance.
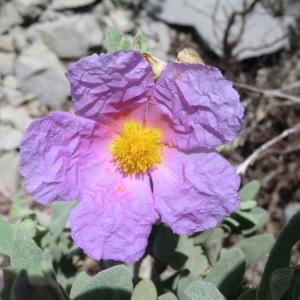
[240,200,257,210]
[241,207,269,235]
[237,288,257,300]
[176,273,199,300]
[1,267,18,300]
[193,229,213,245]
[50,200,77,239]
[70,272,91,298]
[104,26,131,52]
[170,235,209,275]
[257,211,300,300]
[132,280,157,300]
[205,248,246,298]
[240,180,260,202]
[72,265,132,300]
[184,280,225,300]
[133,31,148,52]
[234,233,274,262]
[270,268,295,300]
[203,228,224,266]
[158,292,178,300]
[10,226,46,276]
[0,216,13,256]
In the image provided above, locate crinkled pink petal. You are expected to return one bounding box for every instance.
[66,50,154,122]
[152,62,244,151]
[151,147,240,234]
[19,111,114,204]
[69,170,158,262]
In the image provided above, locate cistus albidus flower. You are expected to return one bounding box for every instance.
[20,50,244,262]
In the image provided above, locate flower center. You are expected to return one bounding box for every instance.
[110,120,163,174]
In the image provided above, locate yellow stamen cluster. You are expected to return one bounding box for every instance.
[110,120,163,174]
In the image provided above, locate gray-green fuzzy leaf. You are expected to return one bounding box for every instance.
[132,279,157,300]
[205,248,246,298]
[235,233,274,262]
[240,180,260,202]
[184,280,225,300]
[0,216,13,256]
[72,265,132,300]
[158,292,178,300]
[104,26,131,52]
[10,226,46,276]
[50,200,77,239]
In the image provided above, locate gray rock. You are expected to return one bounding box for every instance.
[26,15,103,58]
[0,152,20,194]
[0,34,14,52]
[150,21,171,53]
[1,106,32,132]
[3,75,19,89]
[0,128,22,151]
[13,0,48,19]
[15,41,69,108]
[0,52,16,76]
[103,9,134,33]
[0,87,25,107]
[149,0,290,60]
[11,27,29,51]
[0,3,23,34]
[284,202,300,222]
[50,0,97,10]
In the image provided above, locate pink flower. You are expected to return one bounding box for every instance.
[20,51,243,262]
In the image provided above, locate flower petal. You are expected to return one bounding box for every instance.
[69,173,158,262]
[152,62,244,150]
[66,50,154,122]
[20,111,114,204]
[151,147,240,234]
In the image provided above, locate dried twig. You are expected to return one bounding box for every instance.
[234,82,300,104]
[237,124,300,174]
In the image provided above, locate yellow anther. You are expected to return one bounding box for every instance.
[110,120,163,174]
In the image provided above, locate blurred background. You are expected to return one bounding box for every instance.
[0,0,300,288]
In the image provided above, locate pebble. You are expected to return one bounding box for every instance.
[0,34,14,52]
[26,15,103,58]
[0,152,20,196]
[15,41,69,108]
[0,3,23,34]
[13,0,48,19]
[0,52,16,77]
[50,0,97,10]
[0,128,22,151]
[1,106,32,132]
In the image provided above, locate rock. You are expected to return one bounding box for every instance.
[0,34,14,52]
[13,0,48,19]
[1,106,32,132]
[11,27,29,51]
[103,9,134,33]
[0,3,23,34]
[0,152,20,196]
[3,75,19,89]
[0,52,15,76]
[150,21,171,53]
[284,202,300,222]
[50,0,97,10]
[26,15,103,58]
[15,41,69,108]
[0,87,25,107]
[149,0,290,60]
[0,128,22,151]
